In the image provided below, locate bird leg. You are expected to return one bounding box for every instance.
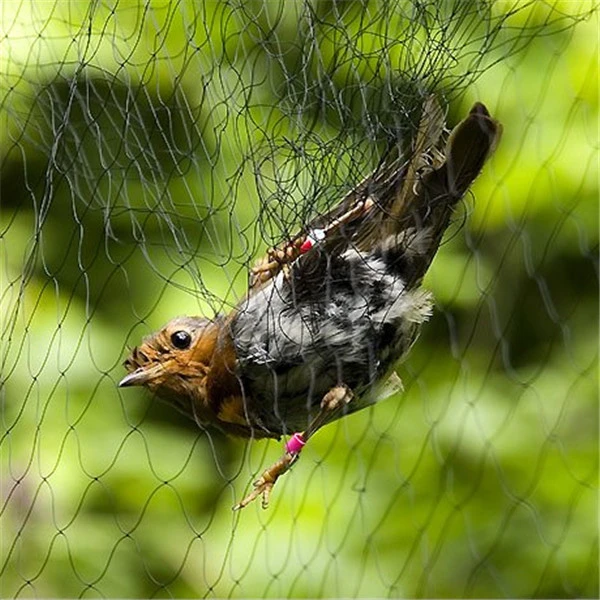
[249,196,375,291]
[233,384,353,510]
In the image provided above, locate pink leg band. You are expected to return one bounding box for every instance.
[285,432,306,454]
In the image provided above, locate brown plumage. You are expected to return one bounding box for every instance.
[120,97,502,509]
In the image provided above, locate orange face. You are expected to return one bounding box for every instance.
[120,316,219,416]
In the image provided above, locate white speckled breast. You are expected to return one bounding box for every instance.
[231,248,432,435]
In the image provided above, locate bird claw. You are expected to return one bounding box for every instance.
[233,386,354,511]
[233,452,298,511]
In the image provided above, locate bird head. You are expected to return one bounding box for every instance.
[119,316,220,416]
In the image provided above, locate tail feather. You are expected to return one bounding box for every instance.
[379,101,502,287]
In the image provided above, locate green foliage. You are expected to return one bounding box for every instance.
[1,1,597,597]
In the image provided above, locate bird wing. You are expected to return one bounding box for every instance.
[248,97,501,292]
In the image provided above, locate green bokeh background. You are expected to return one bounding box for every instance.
[1,1,597,597]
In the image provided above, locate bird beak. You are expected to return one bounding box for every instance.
[119,363,164,387]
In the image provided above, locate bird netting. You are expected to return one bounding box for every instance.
[1,0,598,597]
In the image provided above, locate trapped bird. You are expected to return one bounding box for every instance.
[119,97,501,510]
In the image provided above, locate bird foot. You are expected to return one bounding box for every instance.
[233,449,299,511]
[232,385,353,511]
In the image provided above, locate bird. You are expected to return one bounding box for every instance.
[119,97,502,510]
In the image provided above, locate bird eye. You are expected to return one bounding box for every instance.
[170,330,192,349]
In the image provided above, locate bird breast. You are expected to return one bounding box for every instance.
[230,247,432,434]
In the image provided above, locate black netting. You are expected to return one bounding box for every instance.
[1,1,598,597]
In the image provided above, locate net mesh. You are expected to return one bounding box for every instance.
[1,1,598,597]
